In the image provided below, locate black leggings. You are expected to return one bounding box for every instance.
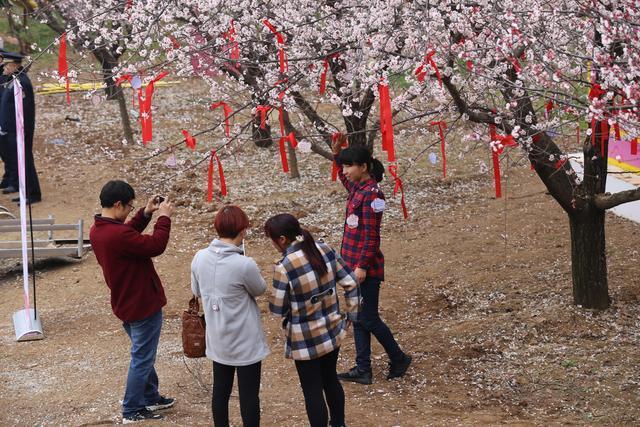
[212,361,261,427]
[294,347,345,427]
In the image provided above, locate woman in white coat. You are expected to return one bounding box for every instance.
[191,205,269,427]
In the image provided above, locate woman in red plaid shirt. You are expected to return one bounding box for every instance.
[265,213,359,427]
[332,141,412,385]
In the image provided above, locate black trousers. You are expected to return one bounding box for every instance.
[294,347,345,427]
[0,132,41,197]
[212,361,261,427]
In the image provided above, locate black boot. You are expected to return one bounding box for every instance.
[337,366,372,384]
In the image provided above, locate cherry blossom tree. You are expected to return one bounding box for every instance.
[47,0,640,309]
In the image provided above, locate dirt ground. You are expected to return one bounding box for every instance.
[1,79,639,426]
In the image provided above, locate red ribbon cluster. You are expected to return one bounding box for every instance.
[58,32,70,106]
[210,102,232,137]
[429,121,447,178]
[263,19,287,73]
[208,150,227,201]
[415,50,442,87]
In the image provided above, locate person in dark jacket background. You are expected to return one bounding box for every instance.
[0,51,41,204]
[0,49,11,189]
[89,180,176,424]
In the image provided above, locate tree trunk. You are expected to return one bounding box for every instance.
[116,89,134,147]
[569,209,610,309]
[252,117,273,148]
[287,140,300,178]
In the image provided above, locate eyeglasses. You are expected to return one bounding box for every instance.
[126,202,135,210]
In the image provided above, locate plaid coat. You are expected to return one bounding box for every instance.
[269,240,360,360]
[335,155,385,281]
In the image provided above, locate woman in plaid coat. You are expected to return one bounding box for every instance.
[265,213,359,427]
[332,141,412,385]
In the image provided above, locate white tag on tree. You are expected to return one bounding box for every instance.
[297,139,312,153]
[166,153,177,168]
[428,152,438,164]
[131,75,142,89]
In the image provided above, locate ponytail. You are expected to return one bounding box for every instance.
[264,214,328,278]
[370,158,384,183]
[300,228,328,277]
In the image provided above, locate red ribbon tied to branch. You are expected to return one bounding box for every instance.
[139,72,168,145]
[224,21,240,64]
[378,82,395,162]
[208,150,227,201]
[263,19,287,73]
[490,132,518,198]
[58,32,70,106]
[388,164,408,219]
[631,138,638,155]
[429,121,447,178]
[319,53,339,95]
[331,132,347,181]
[182,129,196,150]
[415,50,442,87]
[256,105,272,129]
[210,102,232,137]
[278,132,298,173]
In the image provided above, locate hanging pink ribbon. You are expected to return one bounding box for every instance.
[388,164,408,219]
[210,102,232,137]
[379,82,395,162]
[256,105,272,129]
[182,129,196,150]
[139,72,168,145]
[429,121,447,178]
[208,149,227,201]
[263,19,287,73]
[491,133,518,198]
[58,32,70,106]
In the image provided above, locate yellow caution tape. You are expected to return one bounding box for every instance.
[35,80,179,95]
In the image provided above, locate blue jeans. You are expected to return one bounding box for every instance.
[122,310,163,416]
[354,279,403,371]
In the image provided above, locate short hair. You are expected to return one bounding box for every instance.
[214,205,250,238]
[99,180,135,208]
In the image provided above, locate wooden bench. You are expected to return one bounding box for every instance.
[0,215,92,259]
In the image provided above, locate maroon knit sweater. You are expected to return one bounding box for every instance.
[90,208,171,322]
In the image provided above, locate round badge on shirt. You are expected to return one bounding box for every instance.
[346,214,359,229]
[371,198,386,213]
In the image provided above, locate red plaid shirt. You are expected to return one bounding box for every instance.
[335,155,385,281]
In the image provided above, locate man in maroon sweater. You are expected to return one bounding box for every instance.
[90,180,175,424]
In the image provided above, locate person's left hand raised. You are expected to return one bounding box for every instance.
[144,195,164,217]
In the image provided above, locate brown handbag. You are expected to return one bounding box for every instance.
[181,297,206,358]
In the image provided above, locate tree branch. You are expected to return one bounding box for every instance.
[594,189,640,210]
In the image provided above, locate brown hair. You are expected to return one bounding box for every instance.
[214,205,250,238]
